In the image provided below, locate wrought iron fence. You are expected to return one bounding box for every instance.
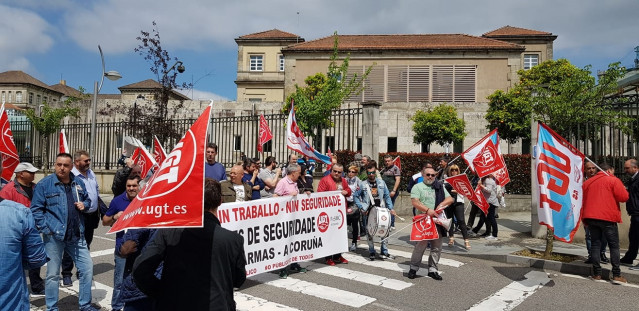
[9,106,363,171]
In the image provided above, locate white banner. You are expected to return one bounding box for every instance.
[219,191,348,277]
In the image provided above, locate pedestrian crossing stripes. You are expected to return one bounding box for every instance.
[355,244,465,268]
[234,292,301,310]
[309,265,412,290]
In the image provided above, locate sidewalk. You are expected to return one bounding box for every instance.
[383,211,639,283]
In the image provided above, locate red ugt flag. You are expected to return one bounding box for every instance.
[410,214,439,241]
[393,156,401,171]
[132,147,156,179]
[462,129,506,178]
[109,103,212,233]
[153,135,167,165]
[59,129,69,154]
[444,174,490,215]
[0,104,19,183]
[257,114,273,153]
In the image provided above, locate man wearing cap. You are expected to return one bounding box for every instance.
[0,161,45,296]
[30,152,96,311]
[61,150,100,287]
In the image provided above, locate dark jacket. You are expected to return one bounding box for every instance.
[133,212,246,311]
[626,173,639,215]
[220,180,252,203]
[116,228,161,303]
[297,175,314,193]
[112,166,132,196]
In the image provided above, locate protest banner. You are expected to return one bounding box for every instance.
[108,103,212,233]
[218,191,347,276]
[536,122,584,242]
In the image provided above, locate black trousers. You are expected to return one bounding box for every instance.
[622,215,639,262]
[62,211,99,277]
[585,218,621,277]
[28,267,44,291]
[446,202,468,239]
[347,212,360,244]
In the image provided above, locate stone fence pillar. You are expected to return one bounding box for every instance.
[361,101,381,160]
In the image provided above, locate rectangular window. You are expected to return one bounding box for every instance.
[279,55,285,71]
[387,137,397,153]
[357,137,362,152]
[454,65,476,102]
[250,55,263,71]
[1,92,4,102]
[263,140,272,153]
[524,54,539,70]
[16,92,22,103]
[325,136,335,154]
[29,93,33,104]
[421,142,429,153]
[362,65,384,102]
[408,66,430,102]
[248,98,262,102]
[387,65,408,102]
[432,65,454,102]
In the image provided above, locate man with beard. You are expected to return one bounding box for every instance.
[407,167,454,281]
[360,163,397,260]
[318,163,352,266]
[259,156,281,198]
[242,158,265,200]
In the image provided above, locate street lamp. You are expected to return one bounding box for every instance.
[89,45,122,164]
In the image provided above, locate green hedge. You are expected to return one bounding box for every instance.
[334,150,532,195]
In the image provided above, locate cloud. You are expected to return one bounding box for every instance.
[176,88,229,101]
[0,5,54,73]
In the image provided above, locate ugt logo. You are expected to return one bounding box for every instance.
[139,131,197,199]
[317,212,329,233]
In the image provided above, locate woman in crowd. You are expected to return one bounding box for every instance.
[444,165,471,249]
[346,165,365,251]
[471,174,500,240]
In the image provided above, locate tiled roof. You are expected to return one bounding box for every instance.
[49,83,83,97]
[282,34,523,52]
[237,29,302,40]
[483,25,553,37]
[0,71,61,93]
[118,79,190,100]
[118,79,162,90]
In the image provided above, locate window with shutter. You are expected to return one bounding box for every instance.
[408,66,430,102]
[387,65,408,102]
[346,66,364,102]
[362,65,384,102]
[432,65,454,102]
[454,65,476,102]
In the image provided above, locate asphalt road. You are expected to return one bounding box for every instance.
[29,225,639,311]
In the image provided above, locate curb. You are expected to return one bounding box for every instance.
[450,250,639,284]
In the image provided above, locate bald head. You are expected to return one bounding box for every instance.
[229,165,244,184]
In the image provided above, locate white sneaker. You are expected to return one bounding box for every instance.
[485,236,498,241]
[349,243,357,251]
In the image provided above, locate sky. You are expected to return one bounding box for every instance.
[1,0,638,101]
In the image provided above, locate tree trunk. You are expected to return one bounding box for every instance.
[42,136,49,170]
[544,228,554,258]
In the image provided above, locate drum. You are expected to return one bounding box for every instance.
[367,206,391,238]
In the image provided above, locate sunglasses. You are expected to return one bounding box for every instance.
[424,173,437,177]
[367,171,376,175]
[450,169,459,171]
[332,170,343,173]
[349,170,357,173]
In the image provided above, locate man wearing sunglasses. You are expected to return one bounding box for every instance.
[407,167,454,281]
[358,164,397,260]
[317,163,352,266]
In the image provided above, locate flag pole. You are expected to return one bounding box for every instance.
[585,157,611,176]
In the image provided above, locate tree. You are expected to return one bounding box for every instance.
[103,21,191,146]
[485,59,628,258]
[485,59,628,142]
[24,97,82,169]
[410,104,466,152]
[283,32,371,146]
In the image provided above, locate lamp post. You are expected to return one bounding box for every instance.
[89,45,122,164]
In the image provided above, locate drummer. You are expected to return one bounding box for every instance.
[357,163,397,261]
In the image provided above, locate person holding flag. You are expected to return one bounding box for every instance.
[407,166,454,280]
[471,174,500,240]
[381,155,401,230]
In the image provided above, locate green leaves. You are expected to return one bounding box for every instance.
[410,104,466,151]
[24,101,80,135]
[485,59,628,142]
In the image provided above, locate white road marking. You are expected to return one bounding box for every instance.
[561,273,639,288]
[251,272,376,308]
[59,278,113,309]
[90,248,115,258]
[311,265,412,290]
[356,244,465,267]
[467,270,550,311]
[234,292,301,311]
[341,253,431,277]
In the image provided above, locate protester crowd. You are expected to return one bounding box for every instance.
[2,141,639,310]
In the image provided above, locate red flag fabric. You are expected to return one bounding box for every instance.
[410,214,439,241]
[462,129,506,178]
[257,114,273,153]
[285,100,331,164]
[133,147,155,179]
[473,186,490,215]
[59,130,69,154]
[0,105,19,183]
[108,103,212,233]
[153,135,167,165]
[493,157,511,187]
[444,174,489,215]
[393,156,401,171]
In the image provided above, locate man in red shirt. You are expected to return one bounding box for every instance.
[317,163,352,266]
[582,162,628,284]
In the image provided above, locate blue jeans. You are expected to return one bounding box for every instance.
[43,235,93,311]
[367,232,388,255]
[112,255,126,310]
